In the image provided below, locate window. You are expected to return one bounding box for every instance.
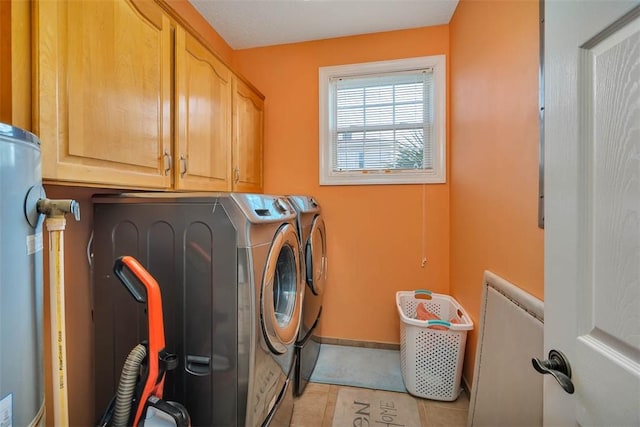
[319,55,446,185]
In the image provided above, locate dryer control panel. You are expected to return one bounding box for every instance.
[231,193,296,224]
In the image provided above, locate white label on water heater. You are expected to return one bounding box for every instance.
[0,393,12,427]
[26,232,43,255]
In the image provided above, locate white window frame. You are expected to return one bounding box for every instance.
[319,55,446,185]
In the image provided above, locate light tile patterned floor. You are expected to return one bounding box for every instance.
[291,382,469,427]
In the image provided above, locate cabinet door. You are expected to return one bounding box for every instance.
[233,78,264,193]
[1,0,31,129]
[175,27,232,191]
[35,0,172,189]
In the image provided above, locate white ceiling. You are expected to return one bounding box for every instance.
[188,0,459,50]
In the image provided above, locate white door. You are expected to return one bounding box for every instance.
[545,1,640,425]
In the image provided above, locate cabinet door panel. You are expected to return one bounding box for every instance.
[175,27,232,191]
[36,0,171,189]
[233,79,264,193]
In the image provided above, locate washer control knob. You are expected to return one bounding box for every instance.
[274,198,289,213]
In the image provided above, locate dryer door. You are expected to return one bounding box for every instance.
[306,214,327,296]
[261,223,302,354]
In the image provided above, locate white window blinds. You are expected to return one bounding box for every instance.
[319,55,446,185]
[331,69,433,172]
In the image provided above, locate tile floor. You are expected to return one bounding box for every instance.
[291,382,469,427]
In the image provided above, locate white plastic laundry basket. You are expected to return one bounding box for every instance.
[396,290,473,401]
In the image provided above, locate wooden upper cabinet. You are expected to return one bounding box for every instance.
[34,0,264,192]
[233,78,264,193]
[35,0,172,189]
[174,26,232,191]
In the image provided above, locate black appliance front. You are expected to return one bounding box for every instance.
[92,199,239,426]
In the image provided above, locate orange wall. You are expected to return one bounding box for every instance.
[449,0,543,384]
[233,26,450,344]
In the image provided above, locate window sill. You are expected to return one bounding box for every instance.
[320,170,446,186]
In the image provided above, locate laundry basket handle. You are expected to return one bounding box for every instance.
[424,319,452,329]
[414,289,433,299]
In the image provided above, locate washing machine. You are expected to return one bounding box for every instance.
[230,193,304,427]
[287,195,327,396]
[92,192,303,427]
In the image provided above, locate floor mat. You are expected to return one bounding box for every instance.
[332,387,420,427]
[310,344,407,393]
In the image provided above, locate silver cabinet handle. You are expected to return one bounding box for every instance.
[180,155,187,177]
[163,151,172,176]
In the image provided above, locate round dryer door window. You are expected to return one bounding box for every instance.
[306,214,327,296]
[261,223,302,354]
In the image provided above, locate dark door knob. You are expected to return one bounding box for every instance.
[532,349,575,394]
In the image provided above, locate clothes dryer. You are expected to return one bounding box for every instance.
[287,195,327,396]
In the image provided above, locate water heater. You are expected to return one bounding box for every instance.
[0,123,45,426]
